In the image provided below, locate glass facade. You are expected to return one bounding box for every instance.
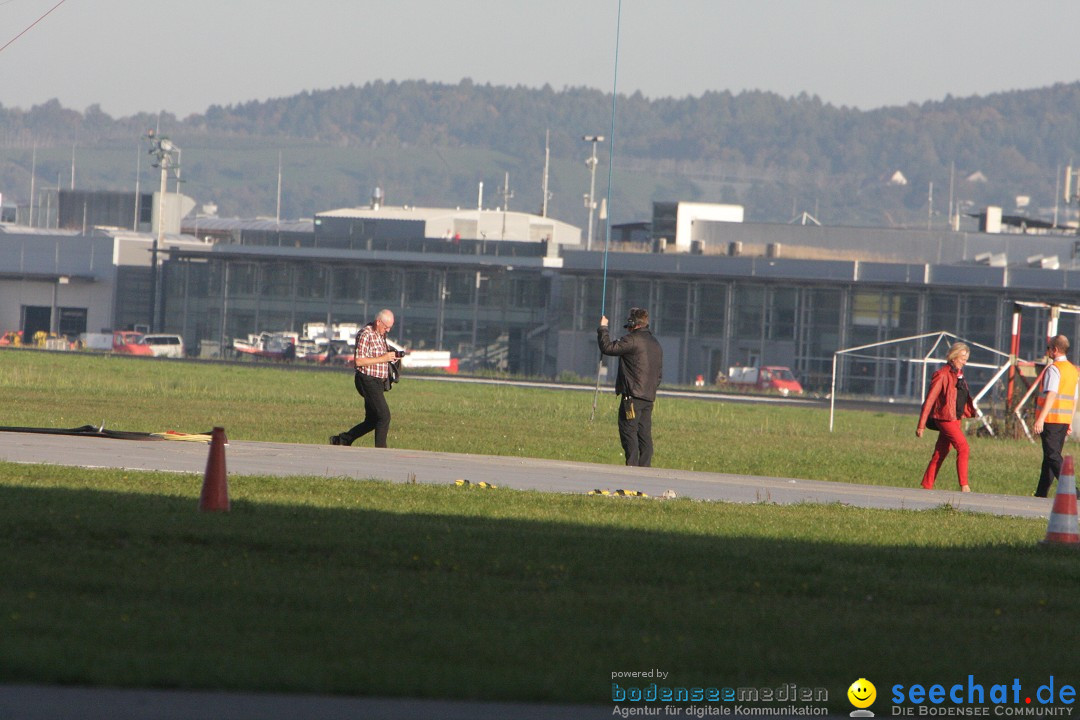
[163,257,552,375]
[115,266,151,331]
[551,275,1028,395]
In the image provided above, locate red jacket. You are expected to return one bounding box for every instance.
[918,365,976,430]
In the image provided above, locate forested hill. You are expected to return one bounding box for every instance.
[2,79,1079,229]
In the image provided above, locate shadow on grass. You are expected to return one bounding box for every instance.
[1,483,1076,709]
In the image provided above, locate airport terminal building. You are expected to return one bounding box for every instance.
[3,195,1080,398]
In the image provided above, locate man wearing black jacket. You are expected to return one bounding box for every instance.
[598,307,664,467]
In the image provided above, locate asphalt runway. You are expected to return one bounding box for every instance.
[0,429,1051,720]
[0,429,1050,518]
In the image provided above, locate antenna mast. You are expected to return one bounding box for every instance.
[28,145,36,227]
[133,144,141,231]
[541,129,551,217]
[276,151,283,223]
[500,172,514,240]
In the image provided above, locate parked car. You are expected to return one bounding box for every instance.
[139,334,185,358]
[724,365,804,396]
[112,331,154,356]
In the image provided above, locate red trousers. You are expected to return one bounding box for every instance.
[921,419,969,489]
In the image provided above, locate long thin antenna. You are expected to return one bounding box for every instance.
[600,0,621,317]
[590,0,623,422]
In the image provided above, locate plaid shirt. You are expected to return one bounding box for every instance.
[354,323,389,379]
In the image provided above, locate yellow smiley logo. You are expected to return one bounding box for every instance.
[848,678,876,709]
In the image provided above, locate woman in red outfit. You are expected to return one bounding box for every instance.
[916,342,977,491]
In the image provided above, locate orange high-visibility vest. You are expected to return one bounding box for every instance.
[1037,358,1079,425]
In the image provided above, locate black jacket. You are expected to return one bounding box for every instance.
[597,325,663,401]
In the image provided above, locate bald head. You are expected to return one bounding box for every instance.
[375,309,395,334]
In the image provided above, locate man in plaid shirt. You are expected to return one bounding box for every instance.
[330,309,399,448]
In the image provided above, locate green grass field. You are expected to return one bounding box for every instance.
[0,350,1045,494]
[0,350,1073,711]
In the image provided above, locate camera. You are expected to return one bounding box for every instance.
[394,349,406,358]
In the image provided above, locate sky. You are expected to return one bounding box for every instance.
[1,0,1080,118]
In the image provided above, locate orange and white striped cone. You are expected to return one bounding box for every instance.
[199,426,230,512]
[1040,455,1079,546]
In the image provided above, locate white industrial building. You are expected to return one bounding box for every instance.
[0,225,208,339]
[4,193,1080,398]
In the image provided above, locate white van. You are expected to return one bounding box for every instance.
[140,334,185,358]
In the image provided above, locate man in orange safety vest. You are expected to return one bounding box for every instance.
[1034,334,1079,497]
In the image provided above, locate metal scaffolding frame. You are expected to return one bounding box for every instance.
[829,331,1010,433]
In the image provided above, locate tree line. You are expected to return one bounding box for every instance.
[1,79,1078,229]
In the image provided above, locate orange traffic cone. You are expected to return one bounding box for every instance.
[1041,455,1079,546]
[199,426,230,512]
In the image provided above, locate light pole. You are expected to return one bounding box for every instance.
[50,276,69,337]
[583,135,605,250]
[146,131,180,332]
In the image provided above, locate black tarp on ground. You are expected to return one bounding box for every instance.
[0,425,162,440]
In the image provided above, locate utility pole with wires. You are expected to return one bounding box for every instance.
[146,130,180,332]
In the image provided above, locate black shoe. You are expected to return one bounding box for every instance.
[330,434,341,446]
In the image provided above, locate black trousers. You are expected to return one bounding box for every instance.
[617,396,654,467]
[1035,423,1070,497]
[341,371,391,448]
